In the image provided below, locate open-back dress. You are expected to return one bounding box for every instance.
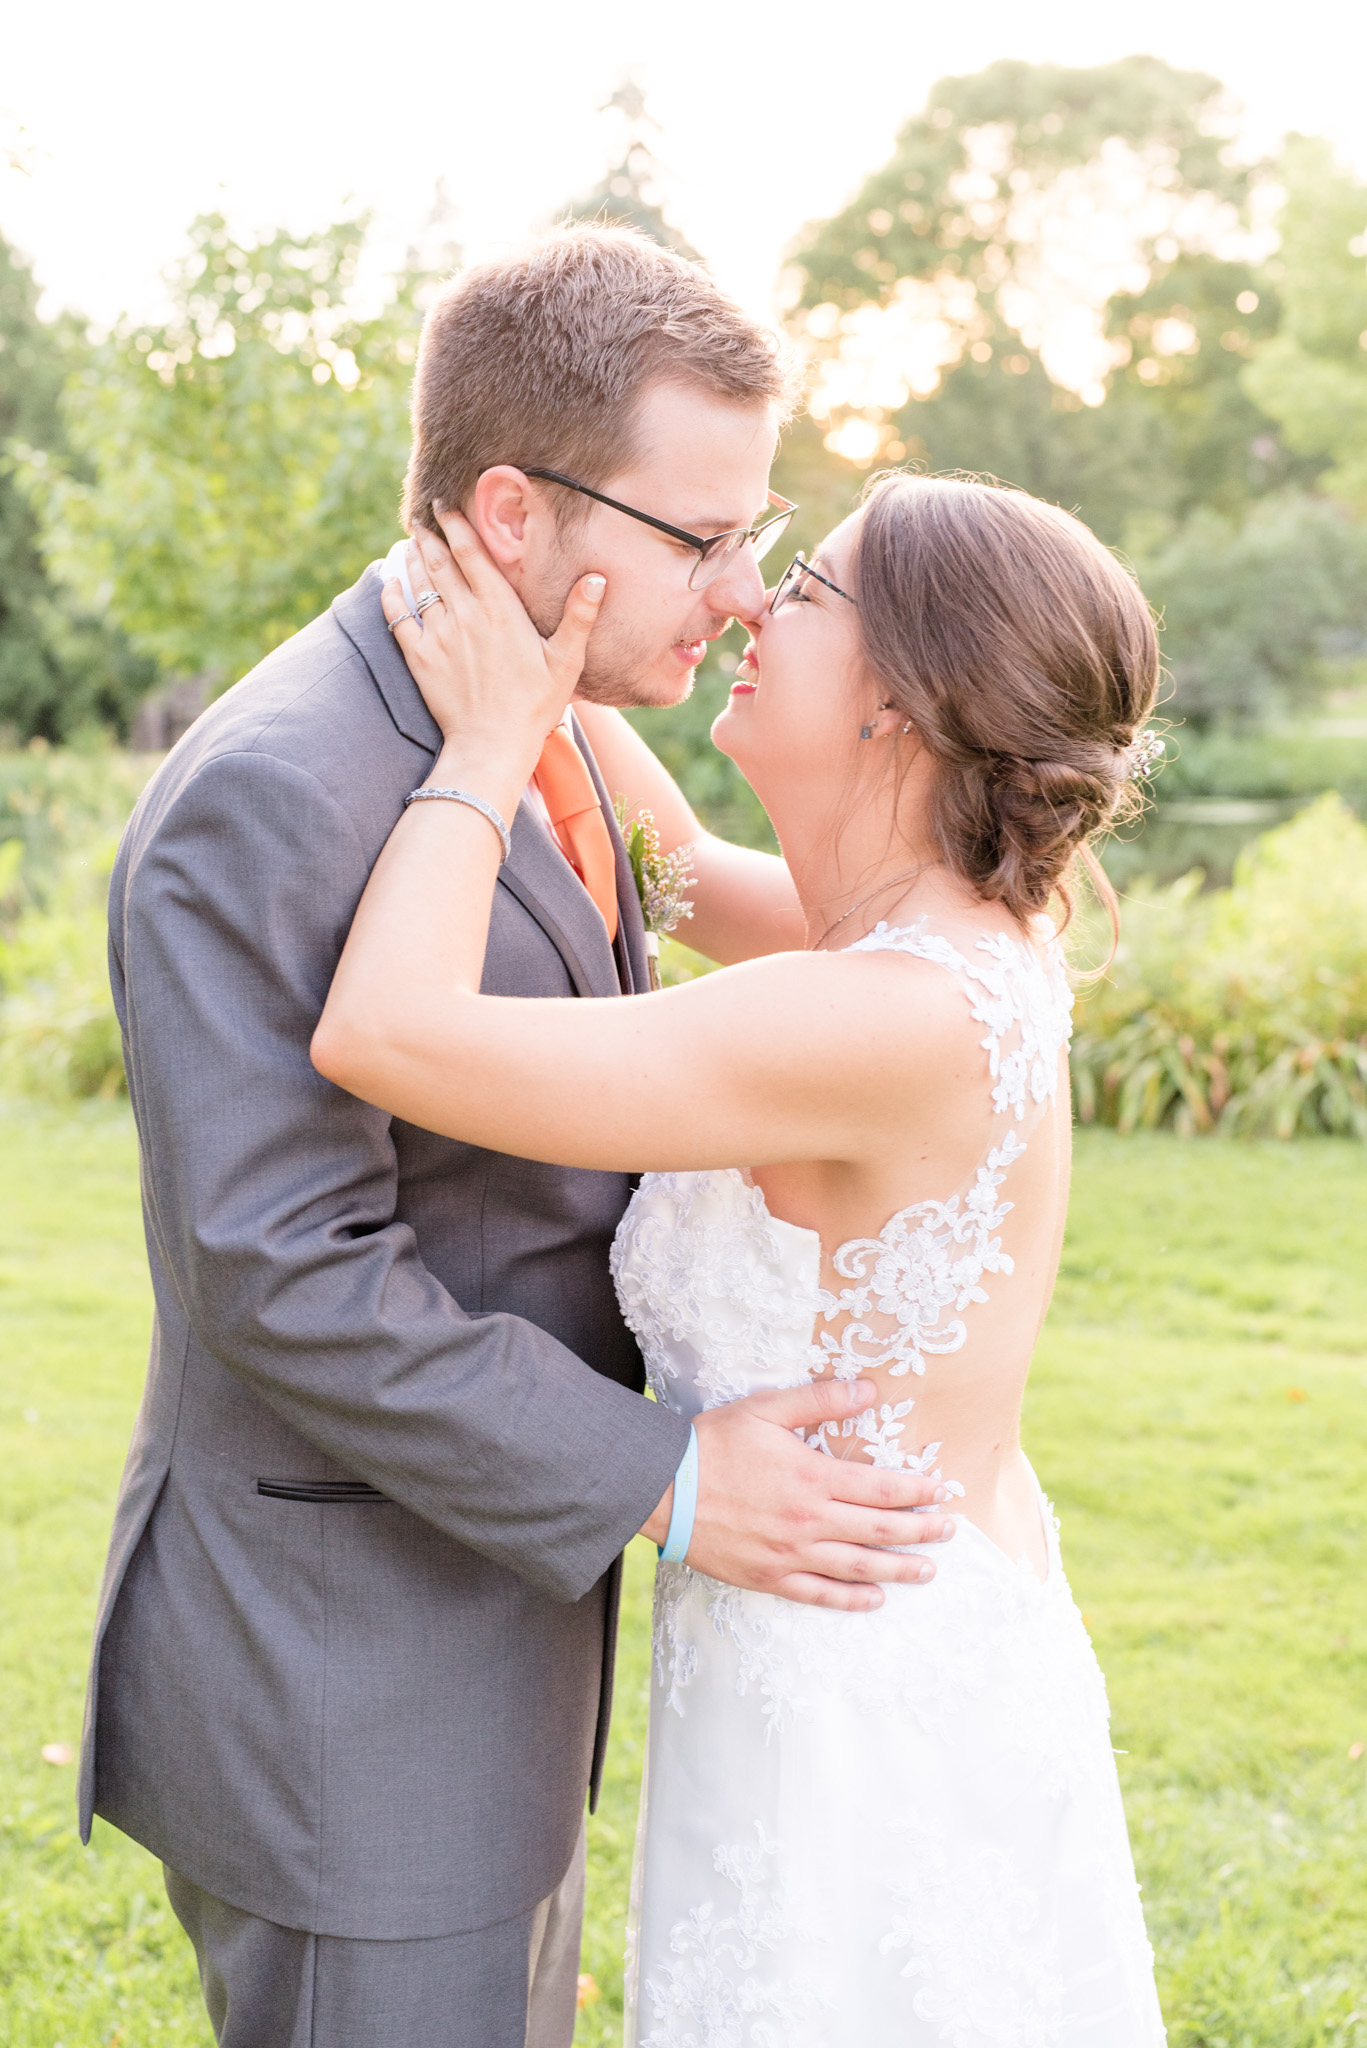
[610,918,1166,2048]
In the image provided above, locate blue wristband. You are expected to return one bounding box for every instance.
[658,1425,699,1566]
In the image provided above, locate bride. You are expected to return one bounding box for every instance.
[312,472,1166,2045]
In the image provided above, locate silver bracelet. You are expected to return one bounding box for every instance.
[403,787,512,865]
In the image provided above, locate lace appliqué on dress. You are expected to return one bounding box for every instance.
[879,1825,1066,2048]
[810,1131,1025,1382]
[807,921,1071,1404]
[638,1822,829,2048]
[611,1170,824,1413]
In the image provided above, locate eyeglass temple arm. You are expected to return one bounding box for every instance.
[522,470,706,550]
[525,469,796,553]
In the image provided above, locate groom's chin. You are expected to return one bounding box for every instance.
[575,665,698,712]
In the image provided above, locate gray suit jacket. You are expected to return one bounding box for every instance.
[81,565,689,1939]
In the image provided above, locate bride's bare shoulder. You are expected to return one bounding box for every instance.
[689,934,993,1076]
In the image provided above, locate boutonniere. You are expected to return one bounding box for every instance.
[615,801,696,991]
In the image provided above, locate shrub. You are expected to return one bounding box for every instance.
[0,745,151,1101]
[0,832,125,1099]
[1073,794,1367,1137]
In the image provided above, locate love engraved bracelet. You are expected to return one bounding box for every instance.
[658,1424,699,1565]
[404,787,511,865]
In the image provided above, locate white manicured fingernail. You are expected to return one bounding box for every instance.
[585,575,606,598]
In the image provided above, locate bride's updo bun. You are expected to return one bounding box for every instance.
[854,474,1161,925]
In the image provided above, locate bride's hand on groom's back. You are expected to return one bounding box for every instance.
[383,512,605,777]
[640,1378,955,1609]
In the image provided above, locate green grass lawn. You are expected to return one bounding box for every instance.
[2,1106,1364,2047]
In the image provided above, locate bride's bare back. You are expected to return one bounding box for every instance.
[748,914,1073,1580]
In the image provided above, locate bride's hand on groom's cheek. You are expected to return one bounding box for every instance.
[382,513,605,769]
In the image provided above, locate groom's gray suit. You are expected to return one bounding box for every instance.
[81,565,689,2037]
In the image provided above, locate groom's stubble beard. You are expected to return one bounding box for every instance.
[521,546,730,710]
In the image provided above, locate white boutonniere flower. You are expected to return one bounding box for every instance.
[615,801,696,991]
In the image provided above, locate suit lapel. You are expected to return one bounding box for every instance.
[499,801,620,997]
[332,565,643,1001]
[571,713,650,996]
[333,565,444,752]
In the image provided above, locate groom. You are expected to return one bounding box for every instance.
[83,225,952,2048]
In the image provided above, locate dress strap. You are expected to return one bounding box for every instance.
[844,917,1073,1120]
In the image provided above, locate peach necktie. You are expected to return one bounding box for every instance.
[532,725,619,943]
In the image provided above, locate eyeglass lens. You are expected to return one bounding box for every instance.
[687,505,795,591]
[768,556,807,614]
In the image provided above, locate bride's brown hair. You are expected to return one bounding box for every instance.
[853,473,1161,932]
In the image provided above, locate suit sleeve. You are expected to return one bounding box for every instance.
[115,748,688,1601]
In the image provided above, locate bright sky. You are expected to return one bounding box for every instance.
[3,0,1365,330]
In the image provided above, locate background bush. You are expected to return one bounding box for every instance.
[0,746,152,1100]
[1073,794,1367,1137]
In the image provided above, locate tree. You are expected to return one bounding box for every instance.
[783,56,1300,543]
[21,213,427,691]
[564,82,702,260]
[1132,492,1367,726]
[1241,137,1367,513]
[0,232,153,740]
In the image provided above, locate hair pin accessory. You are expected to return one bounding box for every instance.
[1125,730,1165,781]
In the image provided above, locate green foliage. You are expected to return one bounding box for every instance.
[0,746,152,1101]
[1153,725,1367,802]
[1243,137,1367,513]
[786,55,1290,543]
[1073,795,1367,1136]
[1132,492,1367,726]
[20,213,425,690]
[0,232,156,742]
[1104,252,1320,522]
[0,835,124,1101]
[890,351,1169,550]
[0,742,153,879]
[796,56,1249,313]
[770,56,1367,738]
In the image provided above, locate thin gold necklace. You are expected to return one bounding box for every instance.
[811,864,939,952]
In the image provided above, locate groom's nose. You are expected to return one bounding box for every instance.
[703,543,768,629]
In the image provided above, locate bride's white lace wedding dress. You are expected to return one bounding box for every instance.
[610,919,1166,2048]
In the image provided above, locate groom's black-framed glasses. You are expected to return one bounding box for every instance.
[523,468,797,592]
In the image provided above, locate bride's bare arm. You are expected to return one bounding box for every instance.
[317,873,923,1171]
[312,511,934,1174]
[571,703,804,964]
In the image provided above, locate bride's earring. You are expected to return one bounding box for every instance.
[859,724,874,741]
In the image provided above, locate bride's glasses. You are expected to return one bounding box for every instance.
[768,552,857,615]
[524,469,796,591]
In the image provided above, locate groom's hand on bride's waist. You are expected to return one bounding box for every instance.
[637,1379,955,1610]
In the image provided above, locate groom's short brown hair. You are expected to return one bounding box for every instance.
[401,225,798,533]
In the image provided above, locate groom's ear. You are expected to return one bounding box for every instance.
[469,467,543,587]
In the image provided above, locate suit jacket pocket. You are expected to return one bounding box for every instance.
[257,1479,389,1503]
